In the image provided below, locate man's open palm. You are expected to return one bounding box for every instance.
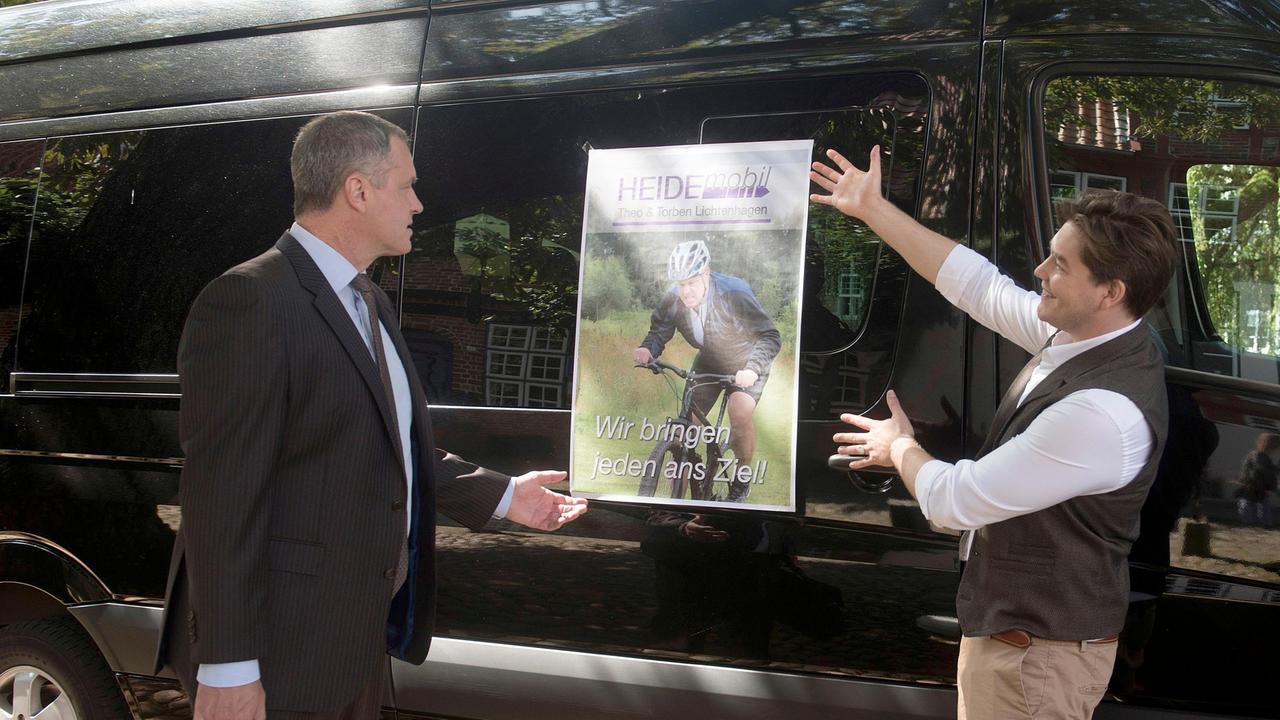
[507,470,588,530]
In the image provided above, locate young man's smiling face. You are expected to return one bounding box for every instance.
[1033,221,1120,335]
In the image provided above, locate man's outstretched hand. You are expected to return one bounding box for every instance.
[809,145,885,221]
[506,470,588,530]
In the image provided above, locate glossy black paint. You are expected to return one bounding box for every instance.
[0,0,427,63]
[0,17,428,122]
[0,537,112,604]
[423,0,984,82]
[0,2,1277,719]
[987,0,1280,42]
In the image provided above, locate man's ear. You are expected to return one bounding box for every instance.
[341,173,369,212]
[1100,278,1128,311]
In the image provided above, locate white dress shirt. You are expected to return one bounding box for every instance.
[198,223,513,688]
[912,245,1154,548]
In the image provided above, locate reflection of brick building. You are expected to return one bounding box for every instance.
[400,247,488,402]
[1052,97,1280,213]
[0,140,42,173]
[1053,96,1280,358]
[400,229,571,408]
[0,305,32,363]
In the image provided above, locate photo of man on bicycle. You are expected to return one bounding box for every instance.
[632,239,782,502]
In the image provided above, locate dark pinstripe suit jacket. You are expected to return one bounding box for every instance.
[155,233,509,712]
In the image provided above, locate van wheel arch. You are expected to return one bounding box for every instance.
[0,617,131,720]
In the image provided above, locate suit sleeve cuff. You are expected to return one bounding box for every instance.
[197,660,261,687]
[491,477,516,519]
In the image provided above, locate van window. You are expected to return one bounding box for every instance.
[14,110,411,375]
[0,139,42,377]
[1042,74,1280,587]
[1042,76,1280,384]
[1175,164,1280,360]
[409,75,927,410]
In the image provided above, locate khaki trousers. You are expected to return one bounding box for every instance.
[957,634,1117,719]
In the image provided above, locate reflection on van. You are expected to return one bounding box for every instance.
[1,1,1279,719]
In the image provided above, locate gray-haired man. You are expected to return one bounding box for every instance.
[156,111,587,720]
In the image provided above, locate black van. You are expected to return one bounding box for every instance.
[2,0,1279,718]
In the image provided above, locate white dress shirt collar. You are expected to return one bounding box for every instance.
[290,221,362,293]
[1043,318,1143,366]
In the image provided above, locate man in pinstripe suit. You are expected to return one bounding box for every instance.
[156,111,588,720]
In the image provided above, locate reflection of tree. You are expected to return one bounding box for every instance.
[0,159,40,306]
[1188,164,1280,352]
[1045,77,1280,146]
[15,122,301,373]
[455,221,509,304]
[2,135,142,258]
[495,196,581,329]
[447,196,582,330]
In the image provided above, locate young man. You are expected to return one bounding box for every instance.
[811,146,1177,719]
[632,239,781,501]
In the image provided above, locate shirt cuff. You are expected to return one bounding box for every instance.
[197,660,260,687]
[491,477,516,519]
[911,459,951,523]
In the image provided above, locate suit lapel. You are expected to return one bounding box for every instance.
[277,233,403,453]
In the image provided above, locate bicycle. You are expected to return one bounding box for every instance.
[635,359,740,501]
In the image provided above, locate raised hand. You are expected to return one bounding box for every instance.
[506,470,589,531]
[809,145,884,220]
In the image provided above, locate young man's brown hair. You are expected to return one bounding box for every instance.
[1055,190,1178,318]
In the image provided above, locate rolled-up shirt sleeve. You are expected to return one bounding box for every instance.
[913,389,1152,530]
[935,244,1056,354]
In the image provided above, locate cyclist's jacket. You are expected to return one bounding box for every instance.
[640,272,781,376]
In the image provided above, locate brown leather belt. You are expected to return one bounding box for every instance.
[991,629,1118,648]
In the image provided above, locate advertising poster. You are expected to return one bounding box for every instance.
[570,140,812,512]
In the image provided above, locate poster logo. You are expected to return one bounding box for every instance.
[617,165,774,201]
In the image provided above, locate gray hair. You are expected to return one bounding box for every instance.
[291,111,409,216]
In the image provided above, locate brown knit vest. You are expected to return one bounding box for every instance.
[956,324,1167,640]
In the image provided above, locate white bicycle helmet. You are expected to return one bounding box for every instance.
[667,239,710,281]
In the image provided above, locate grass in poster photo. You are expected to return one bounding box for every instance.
[574,230,799,508]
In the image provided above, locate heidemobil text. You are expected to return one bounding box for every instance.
[617,165,773,201]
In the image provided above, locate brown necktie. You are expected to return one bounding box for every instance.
[351,273,409,592]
